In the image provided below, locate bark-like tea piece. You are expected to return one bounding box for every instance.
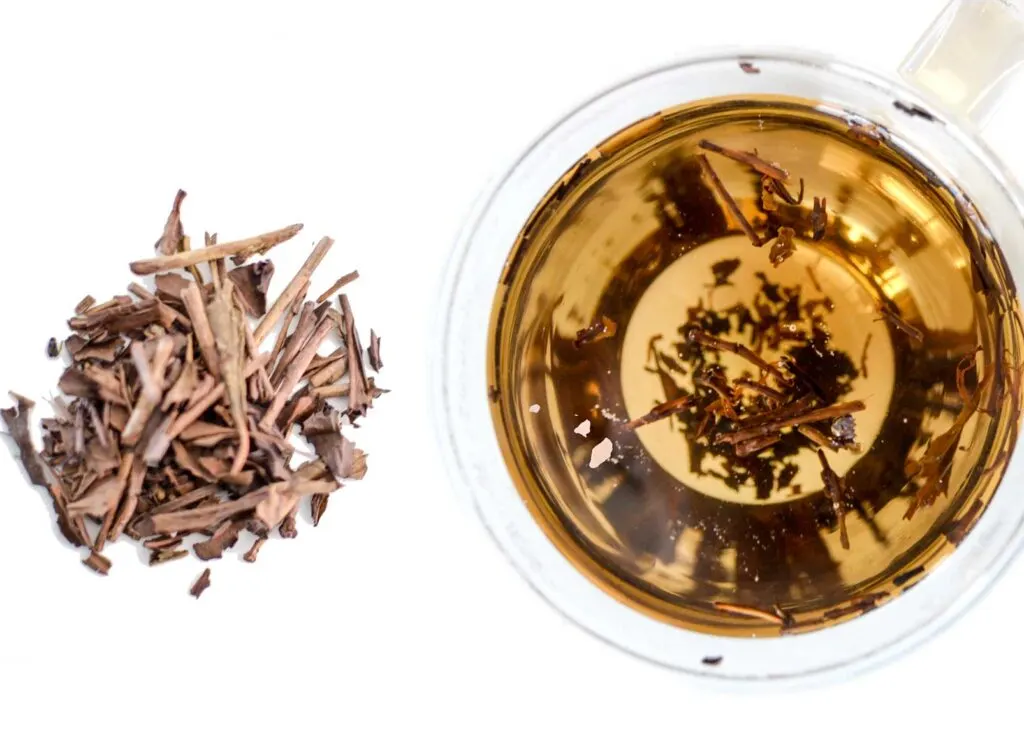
[340,295,372,417]
[193,519,245,561]
[190,568,212,598]
[368,330,383,372]
[83,551,112,575]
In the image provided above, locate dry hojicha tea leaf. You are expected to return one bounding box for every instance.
[5,192,387,594]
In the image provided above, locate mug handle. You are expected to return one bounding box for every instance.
[900,0,1024,128]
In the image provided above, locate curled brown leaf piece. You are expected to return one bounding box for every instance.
[228,261,275,317]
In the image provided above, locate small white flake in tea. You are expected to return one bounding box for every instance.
[589,438,613,469]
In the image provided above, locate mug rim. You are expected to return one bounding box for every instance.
[431,47,1024,686]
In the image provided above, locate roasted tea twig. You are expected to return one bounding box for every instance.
[698,140,789,181]
[697,154,764,248]
[130,224,303,275]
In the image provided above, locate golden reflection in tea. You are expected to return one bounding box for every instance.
[488,96,1024,636]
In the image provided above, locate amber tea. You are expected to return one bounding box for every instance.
[487,95,1024,636]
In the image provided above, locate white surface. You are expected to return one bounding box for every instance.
[0,1,1021,736]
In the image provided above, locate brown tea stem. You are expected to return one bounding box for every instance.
[254,236,334,344]
[129,224,303,275]
[260,319,334,430]
[314,269,360,304]
[697,155,764,248]
[717,400,866,445]
[698,139,790,181]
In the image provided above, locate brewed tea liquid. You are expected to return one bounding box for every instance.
[488,96,1024,635]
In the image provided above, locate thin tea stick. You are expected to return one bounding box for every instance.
[735,433,782,457]
[241,316,274,401]
[109,458,146,540]
[315,270,359,304]
[717,400,867,445]
[181,283,220,380]
[712,602,785,625]
[271,302,316,385]
[254,236,335,343]
[267,286,308,371]
[129,224,303,275]
[688,328,785,381]
[697,155,764,248]
[698,140,790,181]
[260,319,334,430]
[626,395,694,430]
[182,234,206,285]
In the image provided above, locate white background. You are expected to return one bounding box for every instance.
[1,1,1022,736]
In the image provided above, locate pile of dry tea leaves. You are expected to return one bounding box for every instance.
[1,191,385,596]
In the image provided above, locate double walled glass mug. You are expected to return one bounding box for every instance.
[433,0,1024,683]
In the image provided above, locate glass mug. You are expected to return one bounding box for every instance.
[432,0,1024,683]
